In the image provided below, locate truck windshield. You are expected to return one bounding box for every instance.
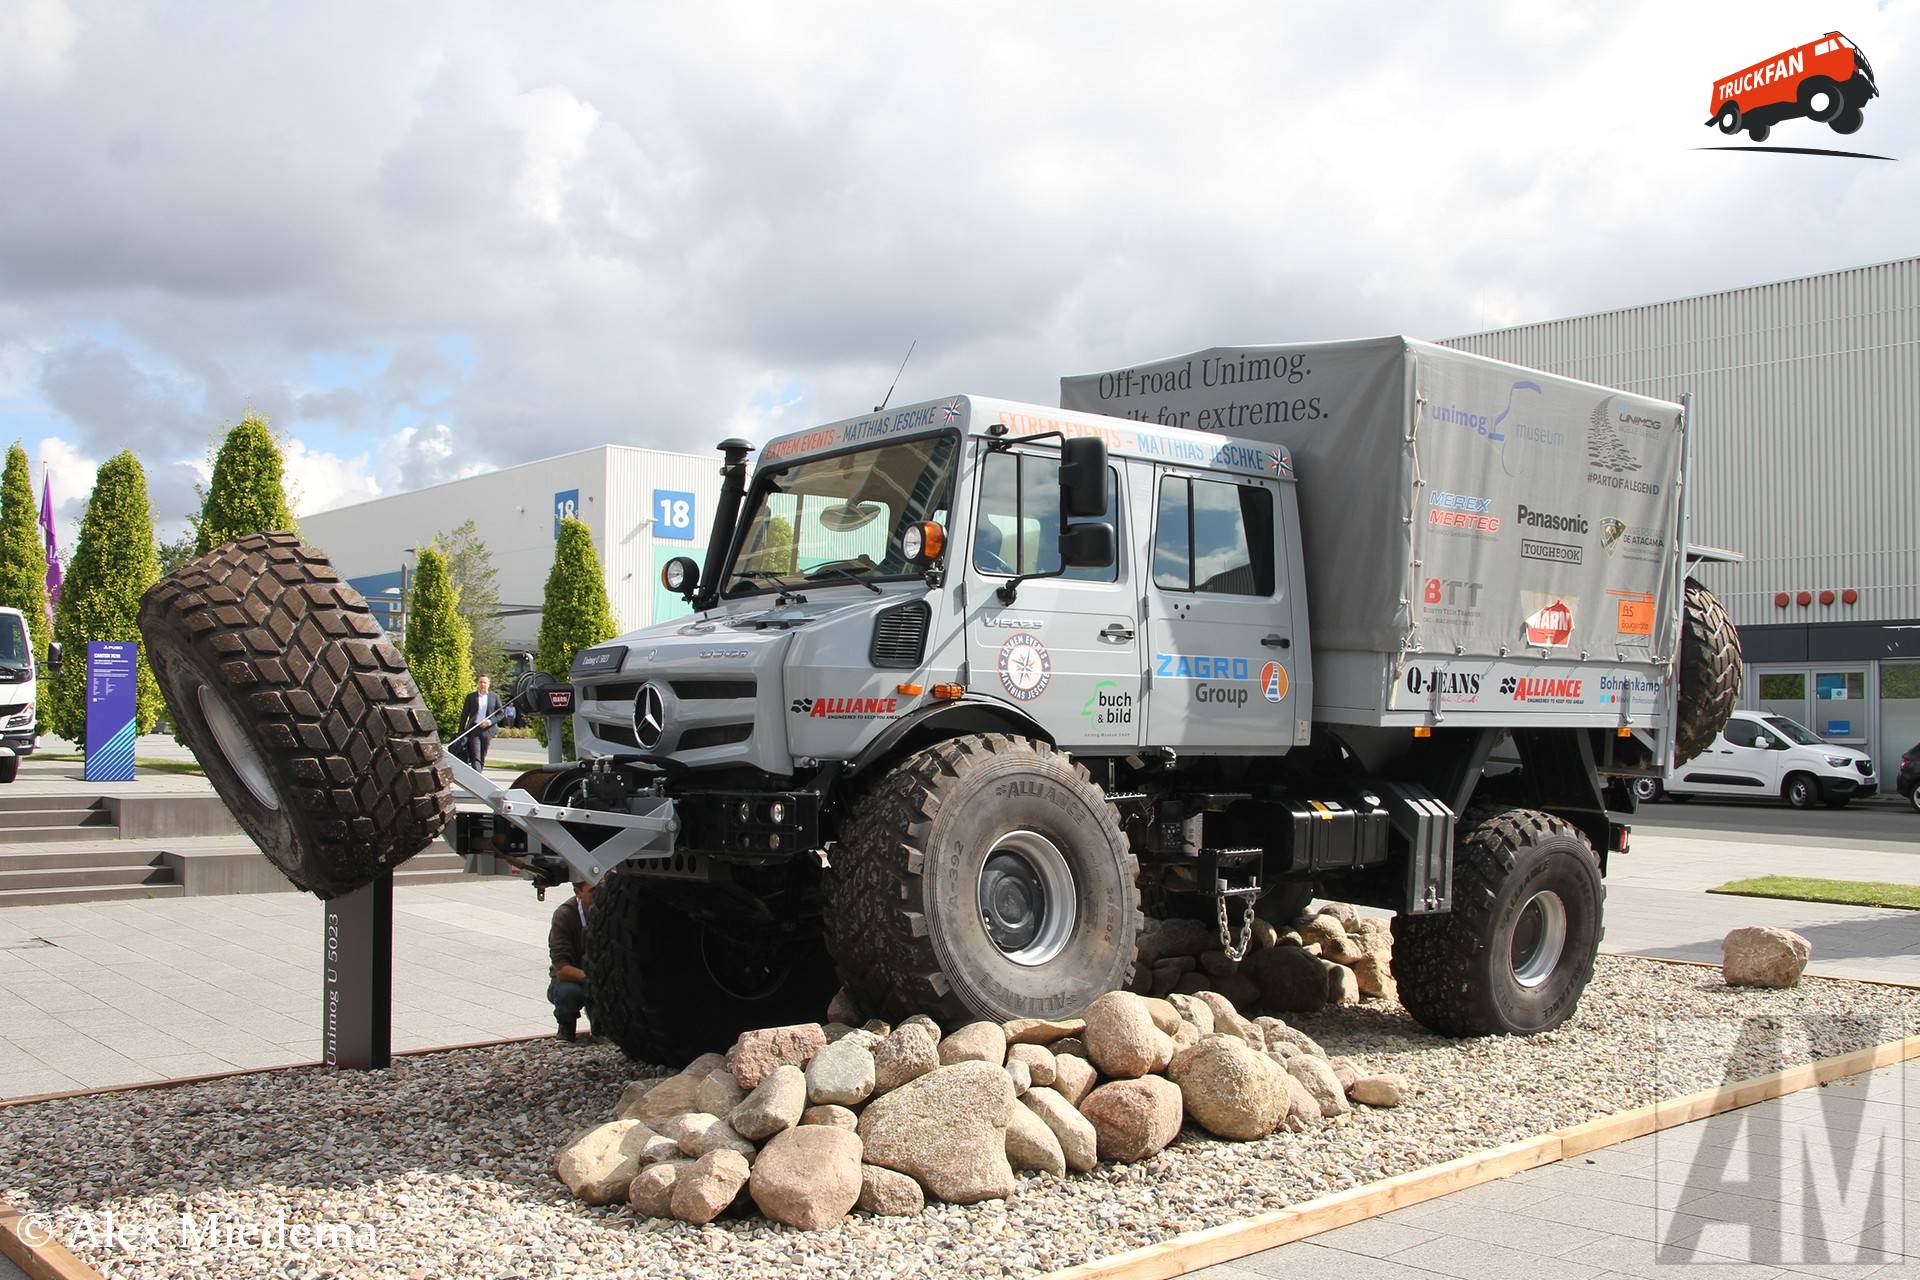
[1762,714,1824,746]
[0,615,27,670]
[726,434,958,597]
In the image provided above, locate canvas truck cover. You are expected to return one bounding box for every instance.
[1061,337,1685,724]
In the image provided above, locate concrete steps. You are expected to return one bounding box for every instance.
[0,797,119,842]
[0,882,186,907]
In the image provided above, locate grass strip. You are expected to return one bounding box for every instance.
[1709,875,1920,911]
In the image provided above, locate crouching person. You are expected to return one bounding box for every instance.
[548,879,592,1041]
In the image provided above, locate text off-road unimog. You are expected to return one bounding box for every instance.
[140,337,1740,1064]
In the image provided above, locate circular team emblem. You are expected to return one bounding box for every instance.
[1260,661,1288,703]
[997,633,1052,702]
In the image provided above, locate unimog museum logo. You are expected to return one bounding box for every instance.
[1585,398,1665,495]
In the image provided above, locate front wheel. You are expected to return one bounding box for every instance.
[824,734,1140,1026]
[1392,806,1603,1037]
[1798,76,1844,122]
[1909,787,1920,814]
[1783,773,1819,810]
[585,873,839,1064]
[0,756,16,784]
[1630,777,1660,803]
[1831,107,1865,135]
[1748,122,1772,143]
[1716,103,1742,135]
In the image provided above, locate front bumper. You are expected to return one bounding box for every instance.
[1819,774,1876,799]
[0,731,34,757]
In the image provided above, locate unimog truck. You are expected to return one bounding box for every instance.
[138,337,1741,1065]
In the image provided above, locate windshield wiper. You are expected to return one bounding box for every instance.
[730,569,807,606]
[803,559,882,594]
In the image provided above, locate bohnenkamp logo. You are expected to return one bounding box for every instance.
[1701,31,1890,159]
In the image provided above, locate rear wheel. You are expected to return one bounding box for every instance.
[1716,103,1742,134]
[1392,806,1603,1037]
[824,734,1140,1025]
[1748,121,1771,143]
[1675,580,1742,766]
[0,757,16,784]
[1831,107,1865,135]
[1909,787,1920,814]
[137,532,452,898]
[1630,777,1660,803]
[585,873,839,1064]
[1798,76,1844,122]
[1783,773,1819,809]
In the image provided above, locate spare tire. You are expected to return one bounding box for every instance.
[1674,578,1742,766]
[138,532,453,898]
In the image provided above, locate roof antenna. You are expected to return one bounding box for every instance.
[874,339,917,413]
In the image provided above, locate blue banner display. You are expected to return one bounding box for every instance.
[653,489,696,540]
[85,641,138,781]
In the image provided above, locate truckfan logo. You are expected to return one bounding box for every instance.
[1705,32,1881,151]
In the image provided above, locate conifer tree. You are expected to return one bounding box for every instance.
[194,414,296,554]
[48,452,164,740]
[404,544,473,738]
[536,517,617,752]
[0,443,49,658]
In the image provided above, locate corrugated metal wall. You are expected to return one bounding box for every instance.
[603,445,726,632]
[1442,258,1919,628]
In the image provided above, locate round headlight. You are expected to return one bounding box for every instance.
[661,556,700,594]
[902,520,945,562]
[901,524,924,560]
[768,800,787,825]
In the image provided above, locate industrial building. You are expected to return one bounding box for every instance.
[1444,256,1920,784]
[300,444,723,657]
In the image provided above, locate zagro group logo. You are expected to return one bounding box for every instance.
[1702,32,1887,158]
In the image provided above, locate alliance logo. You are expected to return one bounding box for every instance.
[790,696,899,719]
[1499,675,1585,704]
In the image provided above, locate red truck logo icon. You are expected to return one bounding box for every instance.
[1708,32,1878,142]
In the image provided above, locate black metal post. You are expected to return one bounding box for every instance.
[323,871,394,1069]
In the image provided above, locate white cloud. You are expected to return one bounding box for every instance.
[33,434,97,555]
[283,438,381,517]
[0,0,78,89]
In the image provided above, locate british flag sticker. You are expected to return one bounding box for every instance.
[940,398,963,424]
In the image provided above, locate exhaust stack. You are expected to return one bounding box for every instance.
[695,438,754,611]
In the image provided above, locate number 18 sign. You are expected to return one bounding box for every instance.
[653,490,695,540]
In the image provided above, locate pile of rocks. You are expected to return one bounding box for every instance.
[1135,900,1395,1009]
[554,983,1413,1231]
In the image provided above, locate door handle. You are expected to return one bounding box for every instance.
[1261,634,1290,648]
[1099,624,1135,643]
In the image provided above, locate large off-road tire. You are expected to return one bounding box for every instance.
[584,872,839,1064]
[137,532,453,899]
[824,734,1140,1026]
[1391,805,1603,1037]
[1674,579,1742,767]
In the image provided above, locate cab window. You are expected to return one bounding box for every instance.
[973,451,1119,583]
[1152,476,1275,596]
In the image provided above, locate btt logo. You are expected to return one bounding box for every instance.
[1703,32,1884,155]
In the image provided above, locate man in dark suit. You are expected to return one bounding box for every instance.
[457,674,508,768]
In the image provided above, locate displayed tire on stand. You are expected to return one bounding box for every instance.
[137,532,453,898]
[585,872,839,1064]
[824,734,1140,1026]
[1673,579,1742,766]
[1391,805,1603,1037]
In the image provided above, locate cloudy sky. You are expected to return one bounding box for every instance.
[1,0,1914,545]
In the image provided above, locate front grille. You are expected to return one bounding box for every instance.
[1858,760,1874,777]
[680,723,753,750]
[870,601,931,669]
[671,680,755,700]
[592,681,644,704]
[0,702,24,719]
[597,723,642,751]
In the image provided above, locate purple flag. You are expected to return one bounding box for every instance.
[39,473,61,622]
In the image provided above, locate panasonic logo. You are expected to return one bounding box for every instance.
[1516,504,1590,534]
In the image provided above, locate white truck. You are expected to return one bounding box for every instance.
[139,337,1742,1064]
[0,607,52,783]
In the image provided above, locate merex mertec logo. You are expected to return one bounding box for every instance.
[1704,32,1882,152]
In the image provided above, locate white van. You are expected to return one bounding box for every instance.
[0,607,53,783]
[1638,709,1877,809]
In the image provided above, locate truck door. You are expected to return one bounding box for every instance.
[1143,467,1294,753]
[963,445,1142,750]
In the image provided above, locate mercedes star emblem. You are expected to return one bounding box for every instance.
[634,682,667,749]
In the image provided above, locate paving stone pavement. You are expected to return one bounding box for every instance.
[0,879,557,1098]
[1198,1057,1916,1280]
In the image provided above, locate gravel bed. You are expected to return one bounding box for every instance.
[4,955,1914,1280]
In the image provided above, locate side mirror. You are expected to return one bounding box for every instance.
[1059,521,1115,569]
[1060,437,1109,519]
[661,556,701,599]
[44,643,61,674]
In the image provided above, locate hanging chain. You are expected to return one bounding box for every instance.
[1215,893,1254,963]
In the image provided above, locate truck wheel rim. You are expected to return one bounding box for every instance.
[699,928,783,1001]
[1510,890,1567,989]
[977,830,1077,967]
[197,683,280,811]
